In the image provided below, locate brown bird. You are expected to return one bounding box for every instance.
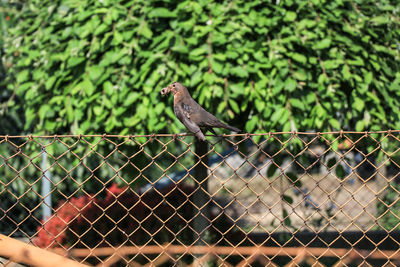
[161,82,240,141]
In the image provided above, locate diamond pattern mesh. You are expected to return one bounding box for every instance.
[1,132,400,266]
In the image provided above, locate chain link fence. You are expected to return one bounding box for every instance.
[1,131,400,266]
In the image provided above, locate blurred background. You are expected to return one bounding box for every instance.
[1,0,400,136]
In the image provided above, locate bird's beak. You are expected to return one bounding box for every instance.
[161,84,173,96]
[160,87,169,96]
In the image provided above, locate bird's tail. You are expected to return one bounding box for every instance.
[220,123,241,133]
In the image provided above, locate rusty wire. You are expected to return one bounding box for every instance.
[1,131,400,266]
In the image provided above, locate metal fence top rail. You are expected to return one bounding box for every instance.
[0,130,400,139]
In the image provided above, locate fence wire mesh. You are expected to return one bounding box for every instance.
[1,131,400,266]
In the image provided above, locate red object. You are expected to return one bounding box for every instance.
[35,183,196,248]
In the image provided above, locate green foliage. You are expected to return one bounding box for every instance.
[0,1,25,135]
[2,0,400,136]
[376,182,400,231]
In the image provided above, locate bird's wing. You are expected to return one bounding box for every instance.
[174,103,206,141]
[195,107,241,132]
[181,102,193,119]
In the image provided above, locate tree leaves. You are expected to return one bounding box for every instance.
[149,8,176,18]
[3,0,400,136]
[284,11,297,22]
[314,39,331,50]
[290,53,307,64]
[88,66,105,82]
[67,57,85,68]
[16,70,30,84]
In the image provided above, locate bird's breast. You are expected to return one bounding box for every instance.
[173,92,183,105]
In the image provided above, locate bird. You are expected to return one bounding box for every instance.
[161,82,240,141]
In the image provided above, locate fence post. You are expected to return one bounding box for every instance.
[41,147,52,221]
[193,140,210,247]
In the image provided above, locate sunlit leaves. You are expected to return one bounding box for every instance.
[290,53,307,64]
[3,0,400,137]
[284,11,297,22]
[149,8,177,18]
[246,115,258,132]
[67,57,85,68]
[16,70,29,84]
[313,39,331,50]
